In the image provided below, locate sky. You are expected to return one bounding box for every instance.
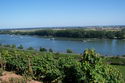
[0,0,125,28]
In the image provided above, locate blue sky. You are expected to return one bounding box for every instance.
[0,0,125,28]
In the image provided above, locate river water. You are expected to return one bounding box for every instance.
[0,34,125,55]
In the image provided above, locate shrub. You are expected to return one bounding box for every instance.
[39,47,47,52]
[80,49,123,83]
[58,56,83,83]
[0,44,2,46]
[0,68,3,76]
[27,47,34,50]
[11,44,16,48]
[18,45,23,49]
[66,49,73,53]
[32,54,62,82]
[60,49,124,83]
[4,44,11,47]
[49,48,53,53]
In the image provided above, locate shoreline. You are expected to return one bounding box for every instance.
[1,33,125,41]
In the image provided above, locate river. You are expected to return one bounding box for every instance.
[0,34,125,56]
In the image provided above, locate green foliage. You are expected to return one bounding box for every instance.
[32,54,62,82]
[39,47,47,52]
[0,47,124,83]
[106,56,125,65]
[7,29,125,39]
[0,68,3,76]
[49,48,53,53]
[18,45,23,49]
[4,44,11,47]
[81,49,123,83]
[58,56,83,83]
[82,49,101,64]
[27,47,34,50]
[113,65,125,81]
[11,44,16,48]
[66,49,73,53]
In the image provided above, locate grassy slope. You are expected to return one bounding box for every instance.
[113,65,125,80]
[106,56,125,80]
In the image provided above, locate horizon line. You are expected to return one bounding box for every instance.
[0,25,125,29]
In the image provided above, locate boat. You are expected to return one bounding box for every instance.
[50,38,55,40]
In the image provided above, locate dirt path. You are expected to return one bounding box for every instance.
[0,72,41,83]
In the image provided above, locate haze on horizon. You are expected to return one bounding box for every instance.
[0,0,125,29]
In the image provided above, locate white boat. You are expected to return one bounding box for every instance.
[82,40,87,42]
[50,38,55,40]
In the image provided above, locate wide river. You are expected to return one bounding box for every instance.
[0,34,125,56]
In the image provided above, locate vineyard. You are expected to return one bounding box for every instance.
[0,45,124,83]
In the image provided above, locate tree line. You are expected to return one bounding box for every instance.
[1,28,125,39]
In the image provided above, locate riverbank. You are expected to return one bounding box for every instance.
[1,28,125,39]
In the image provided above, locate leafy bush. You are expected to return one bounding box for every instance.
[39,47,47,52]
[66,49,73,53]
[49,48,53,53]
[11,44,16,48]
[0,68,3,76]
[18,45,23,49]
[80,49,123,83]
[27,47,34,50]
[58,56,83,83]
[32,54,62,82]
